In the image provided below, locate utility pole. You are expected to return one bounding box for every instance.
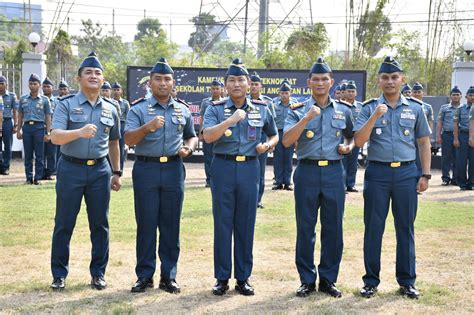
[243,0,249,55]
[28,0,32,32]
[112,9,115,36]
[257,0,268,58]
[191,0,203,65]
[309,0,313,26]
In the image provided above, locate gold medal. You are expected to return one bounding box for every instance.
[306,130,314,139]
[404,129,410,136]
[224,129,232,137]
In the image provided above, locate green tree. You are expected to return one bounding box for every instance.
[2,38,29,65]
[135,18,163,41]
[45,30,76,85]
[188,12,220,53]
[134,33,178,66]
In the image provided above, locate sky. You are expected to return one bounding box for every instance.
[7,0,474,55]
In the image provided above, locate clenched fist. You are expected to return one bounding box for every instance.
[147,116,165,133]
[228,109,246,125]
[304,105,321,121]
[373,104,388,119]
[80,124,97,138]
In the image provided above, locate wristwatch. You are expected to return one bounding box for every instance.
[182,145,194,156]
[421,174,432,180]
[113,170,123,177]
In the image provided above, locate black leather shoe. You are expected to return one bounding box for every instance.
[399,285,420,299]
[25,179,33,185]
[441,180,450,186]
[159,278,181,294]
[0,169,9,175]
[91,276,107,290]
[451,180,458,186]
[257,202,264,209]
[33,179,41,185]
[235,280,254,296]
[284,184,293,191]
[360,284,377,298]
[346,186,358,192]
[205,183,210,188]
[131,277,154,293]
[319,279,342,298]
[212,279,229,296]
[296,283,316,297]
[272,184,283,190]
[51,277,65,291]
[460,187,467,191]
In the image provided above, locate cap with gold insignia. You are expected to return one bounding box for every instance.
[466,86,474,94]
[310,57,332,74]
[280,78,291,91]
[250,71,261,82]
[101,81,112,90]
[29,73,41,83]
[112,81,121,89]
[401,84,412,94]
[42,77,54,86]
[378,56,403,73]
[211,79,221,87]
[226,58,249,76]
[151,57,174,74]
[412,82,423,91]
[450,86,461,95]
[58,80,69,88]
[345,80,357,90]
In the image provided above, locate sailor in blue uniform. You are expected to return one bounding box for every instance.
[401,83,412,97]
[248,71,275,208]
[0,75,18,175]
[341,80,363,192]
[42,77,57,180]
[354,56,432,299]
[17,74,52,184]
[333,84,342,101]
[283,57,354,298]
[436,86,462,185]
[202,59,278,296]
[453,86,474,190]
[112,81,130,171]
[58,80,70,97]
[125,58,198,294]
[272,79,297,190]
[50,52,122,291]
[199,79,223,188]
[412,82,434,178]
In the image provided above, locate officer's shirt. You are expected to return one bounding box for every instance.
[46,95,57,116]
[203,98,277,156]
[125,96,196,157]
[249,94,275,117]
[346,100,363,122]
[273,97,296,130]
[52,92,120,159]
[1,91,18,118]
[438,103,459,132]
[470,105,474,122]
[200,96,222,119]
[116,98,130,122]
[284,97,354,160]
[455,103,472,131]
[354,95,431,162]
[19,94,51,122]
[421,102,434,123]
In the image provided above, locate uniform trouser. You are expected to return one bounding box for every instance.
[203,142,213,185]
[258,152,268,203]
[441,131,457,182]
[362,162,418,287]
[456,131,474,189]
[133,159,185,280]
[22,123,45,181]
[51,157,111,278]
[1,119,13,171]
[294,161,345,284]
[273,130,294,186]
[44,140,57,177]
[211,156,259,281]
[342,146,360,188]
[119,123,126,171]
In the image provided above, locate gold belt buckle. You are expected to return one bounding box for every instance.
[318,160,329,166]
[390,162,401,168]
[236,155,246,162]
[159,156,168,163]
[28,121,34,125]
[86,159,96,166]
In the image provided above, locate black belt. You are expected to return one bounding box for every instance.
[25,121,43,125]
[443,131,453,133]
[215,154,257,162]
[136,155,179,163]
[62,154,106,166]
[460,129,469,133]
[278,129,284,132]
[299,159,341,166]
[369,160,415,168]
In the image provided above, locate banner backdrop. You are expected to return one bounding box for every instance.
[127,66,367,128]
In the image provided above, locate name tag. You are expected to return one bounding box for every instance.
[400,113,415,120]
[332,113,345,120]
[73,107,84,115]
[248,113,261,120]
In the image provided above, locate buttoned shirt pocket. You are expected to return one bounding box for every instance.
[100,116,114,135]
[399,118,416,142]
[371,119,387,137]
[171,115,186,135]
[68,113,87,129]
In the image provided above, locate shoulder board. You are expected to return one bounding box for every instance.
[212,99,226,106]
[58,94,75,101]
[175,98,189,108]
[102,98,116,106]
[251,99,266,105]
[290,102,304,110]
[407,97,423,105]
[362,98,378,106]
[131,97,145,106]
[336,99,351,107]
[261,95,273,101]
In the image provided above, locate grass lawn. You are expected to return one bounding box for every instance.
[0,179,473,313]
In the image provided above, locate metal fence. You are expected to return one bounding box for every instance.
[0,63,22,96]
